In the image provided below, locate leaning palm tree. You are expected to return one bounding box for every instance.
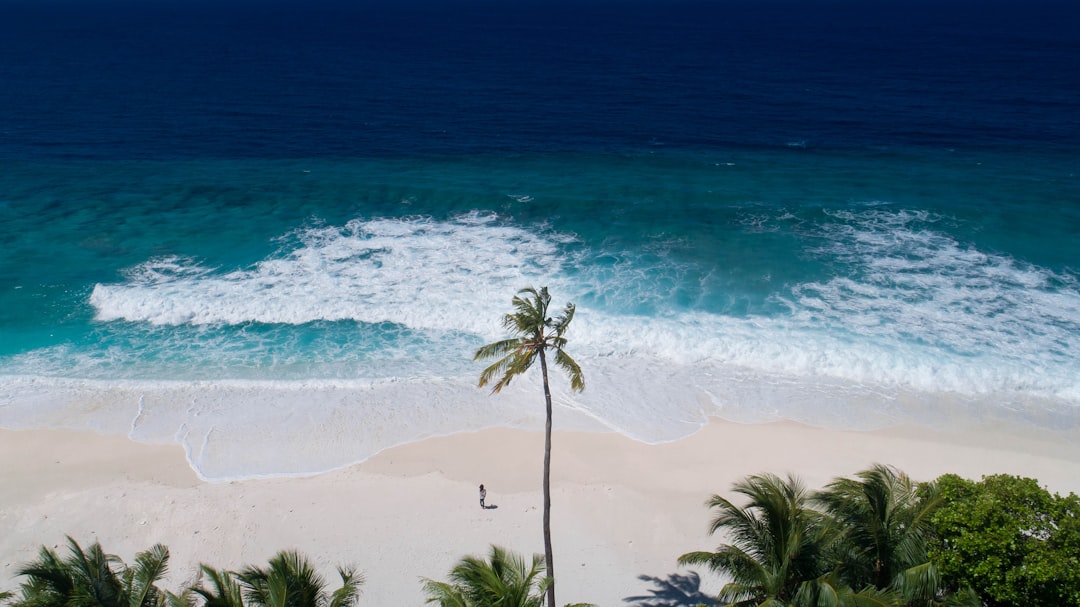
[10,537,171,607]
[235,550,362,607]
[474,287,584,607]
[678,473,885,607]
[421,545,548,607]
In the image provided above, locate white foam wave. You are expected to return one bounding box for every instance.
[91,213,570,335]
[50,206,1080,480]
[82,208,1080,403]
[790,208,1080,361]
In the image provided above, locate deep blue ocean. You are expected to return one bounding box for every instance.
[1,0,1079,479]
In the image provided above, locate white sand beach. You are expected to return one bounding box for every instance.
[2,419,1079,607]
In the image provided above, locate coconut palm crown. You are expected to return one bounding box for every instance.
[678,473,863,607]
[421,545,548,607]
[235,550,362,607]
[474,286,584,395]
[814,464,978,607]
[474,286,584,607]
[9,537,170,607]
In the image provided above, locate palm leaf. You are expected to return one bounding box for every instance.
[552,349,584,393]
[127,544,169,607]
[327,568,362,607]
[423,545,546,607]
[191,565,244,607]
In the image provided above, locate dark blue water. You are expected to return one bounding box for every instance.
[3,0,1078,160]
[2,0,1079,478]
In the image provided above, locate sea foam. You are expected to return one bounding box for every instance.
[53,209,1080,402]
[4,210,1080,480]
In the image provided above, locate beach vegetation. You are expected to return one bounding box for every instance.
[2,543,360,607]
[927,473,1080,607]
[677,472,879,606]
[814,465,978,606]
[6,537,170,607]
[421,545,548,607]
[234,551,362,607]
[681,468,990,607]
[474,286,584,607]
[184,564,245,607]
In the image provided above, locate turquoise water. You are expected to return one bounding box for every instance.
[4,150,1079,479]
[2,0,1079,479]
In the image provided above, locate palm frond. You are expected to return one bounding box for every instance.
[327,568,363,607]
[127,544,169,607]
[843,585,902,607]
[478,350,536,393]
[552,349,584,392]
[260,574,288,607]
[164,588,200,607]
[67,538,124,607]
[548,303,575,337]
[16,545,75,599]
[419,579,467,607]
[236,564,271,607]
[473,338,523,362]
[191,565,244,607]
[891,561,940,604]
[424,545,546,607]
[682,474,838,606]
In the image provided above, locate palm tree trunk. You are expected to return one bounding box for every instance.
[538,348,556,607]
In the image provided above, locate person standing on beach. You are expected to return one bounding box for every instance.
[479,484,487,508]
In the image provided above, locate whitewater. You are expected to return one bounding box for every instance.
[3,196,1079,481]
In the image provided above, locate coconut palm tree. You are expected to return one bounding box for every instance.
[10,537,171,607]
[678,473,891,607]
[421,545,548,607]
[235,551,361,607]
[474,286,584,607]
[815,466,978,607]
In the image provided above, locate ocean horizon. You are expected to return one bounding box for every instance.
[2,0,1079,481]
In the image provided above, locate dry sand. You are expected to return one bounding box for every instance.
[2,419,1079,606]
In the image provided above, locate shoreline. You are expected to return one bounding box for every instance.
[2,420,1079,606]
[6,373,1080,485]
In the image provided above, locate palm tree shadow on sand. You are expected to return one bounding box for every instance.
[623,572,716,607]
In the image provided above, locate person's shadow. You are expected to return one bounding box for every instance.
[482,504,499,510]
[622,572,715,607]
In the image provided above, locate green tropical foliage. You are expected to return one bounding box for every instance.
[813,464,978,606]
[7,537,170,607]
[474,286,584,607]
[235,551,362,607]
[928,473,1080,607]
[2,542,360,607]
[677,472,867,607]
[421,545,548,607]
[185,565,246,607]
[680,467,993,607]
